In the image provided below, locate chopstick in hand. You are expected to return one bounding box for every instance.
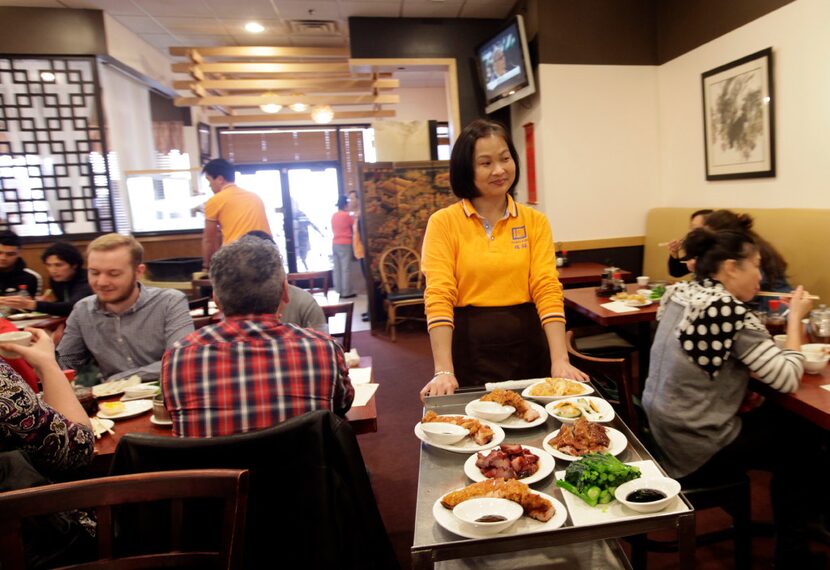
[757,291,820,300]
[657,241,671,247]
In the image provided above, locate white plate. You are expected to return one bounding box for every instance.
[6,311,49,321]
[91,376,142,398]
[150,415,173,426]
[414,416,505,453]
[97,399,153,420]
[433,491,567,539]
[90,417,114,438]
[521,381,594,403]
[464,445,555,485]
[555,460,689,526]
[545,396,615,424]
[464,399,548,429]
[542,426,628,462]
[610,295,653,307]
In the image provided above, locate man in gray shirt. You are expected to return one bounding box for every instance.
[57,234,194,382]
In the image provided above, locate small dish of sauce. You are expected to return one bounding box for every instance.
[626,488,667,503]
[475,514,508,523]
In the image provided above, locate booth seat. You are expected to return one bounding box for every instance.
[642,208,830,304]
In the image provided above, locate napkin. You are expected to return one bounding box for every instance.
[600,301,640,314]
[483,378,546,391]
[345,348,361,368]
[353,383,379,407]
[348,367,372,385]
[820,384,830,393]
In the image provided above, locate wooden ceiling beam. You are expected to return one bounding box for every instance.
[172,62,351,74]
[172,78,399,91]
[175,94,399,107]
[170,46,349,59]
[207,109,396,126]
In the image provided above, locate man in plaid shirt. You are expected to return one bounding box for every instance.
[162,236,354,437]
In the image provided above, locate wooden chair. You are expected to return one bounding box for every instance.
[322,302,353,351]
[0,469,249,570]
[189,296,211,316]
[565,330,638,432]
[378,246,425,342]
[287,271,330,296]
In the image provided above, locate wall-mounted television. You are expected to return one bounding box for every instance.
[475,14,536,115]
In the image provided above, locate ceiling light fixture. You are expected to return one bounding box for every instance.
[40,71,56,82]
[245,22,265,33]
[289,102,308,113]
[260,103,282,114]
[310,105,334,124]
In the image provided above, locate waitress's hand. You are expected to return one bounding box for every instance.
[552,359,590,382]
[419,373,458,403]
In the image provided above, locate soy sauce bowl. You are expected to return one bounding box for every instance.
[452,498,523,535]
[420,422,468,445]
[615,477,681,513]
[468,400,515,422]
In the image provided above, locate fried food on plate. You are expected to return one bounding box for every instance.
[440,478,554,522]
[422,410,494,445]
[548,417,610,456]
[529,377,586,397]
[480,389,540,422]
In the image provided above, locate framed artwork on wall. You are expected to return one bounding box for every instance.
[701,47,775,180]
[197,122,211,164]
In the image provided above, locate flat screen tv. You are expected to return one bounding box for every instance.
[475,15,536,114]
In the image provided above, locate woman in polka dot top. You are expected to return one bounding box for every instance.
[643,226,820,566]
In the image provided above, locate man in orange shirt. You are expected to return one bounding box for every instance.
[201,159,271,270]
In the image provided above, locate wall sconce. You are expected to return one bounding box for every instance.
[310,105,334,124]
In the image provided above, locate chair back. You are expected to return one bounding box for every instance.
[566,330,638,433]
[109,410,398,570]
[322,302,353,351]
[287,271,330,296]
[0,469,248,570]
[378,246,423,295]
[189,296,211,316]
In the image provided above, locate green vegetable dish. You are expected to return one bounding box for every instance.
[555,453,641,507]
[649,284,666,300]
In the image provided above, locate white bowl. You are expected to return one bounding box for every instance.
[801,343,830,356]
[801,351,829,374]
[420,422,468,445]
[615,477,681,513]
[0,331,32,359]
[452,497,523,535]
[773,334,788,349]
[468,400,515,422]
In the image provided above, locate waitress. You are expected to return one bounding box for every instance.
[419,119,587,400]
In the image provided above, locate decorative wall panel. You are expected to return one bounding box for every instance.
[0,56,115,237]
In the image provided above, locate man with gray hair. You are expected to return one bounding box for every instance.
[161,236,353,437]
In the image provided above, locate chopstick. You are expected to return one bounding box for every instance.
[657,241,672,247]
[757,291,820,300]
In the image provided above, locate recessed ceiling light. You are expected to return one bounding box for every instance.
[260,103,282,114]
[290,102,308,113]
[245,22,265,33]
[40,71,56,82]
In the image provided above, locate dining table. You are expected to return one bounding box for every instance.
[557,262,632,287]
[411,390,695,569]
[90,356,378,472]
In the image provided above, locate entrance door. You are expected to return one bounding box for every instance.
[235,164,340,273]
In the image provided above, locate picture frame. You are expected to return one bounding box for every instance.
[197,122,212,164]
[701,47,775,180]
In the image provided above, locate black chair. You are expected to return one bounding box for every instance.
[188,296,211,316]
[322,302,354,351]
[109,410,398,570]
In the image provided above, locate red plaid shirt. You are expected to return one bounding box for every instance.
[161,314,354,437]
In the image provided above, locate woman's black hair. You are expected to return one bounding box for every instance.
[40,241,83,268]
[449,119,520,200]
[703,209,788,284]
[683,227,757,280]
[336,195,349,210]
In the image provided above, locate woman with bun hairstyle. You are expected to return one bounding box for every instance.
[643,226,823,567]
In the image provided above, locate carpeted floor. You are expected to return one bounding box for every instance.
[353,328,829,569]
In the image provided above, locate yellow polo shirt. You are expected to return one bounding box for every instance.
[421,196,565,331]
[204,185,271,244]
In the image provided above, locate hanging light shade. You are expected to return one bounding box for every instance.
[289,102,308,113]
[260,103,282,114]
[311,105,334,124]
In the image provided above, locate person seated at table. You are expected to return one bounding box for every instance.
[0,242,92,317]
[665,209,712,278]
[704,209,791,310]
[57,234,194,383]
[642,226,824,567]
[0,229,42,299]
[244,230,327,333]
[162,236,353,438]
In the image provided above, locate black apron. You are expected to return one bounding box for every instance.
[452,303,551,388]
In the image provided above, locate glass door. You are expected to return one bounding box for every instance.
[234,168,288,267]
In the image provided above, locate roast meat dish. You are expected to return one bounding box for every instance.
[480,389,540,422]
[547,418,610,456]
[421,411,495,445]
[475,444,540,480]
[440,478,555,522]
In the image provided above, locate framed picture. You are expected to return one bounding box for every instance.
[701,47,775,180]
[197,122,211,164]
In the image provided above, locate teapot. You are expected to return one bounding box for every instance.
[807,304,830,344]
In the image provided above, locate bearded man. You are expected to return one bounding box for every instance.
[57,234,193,382]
